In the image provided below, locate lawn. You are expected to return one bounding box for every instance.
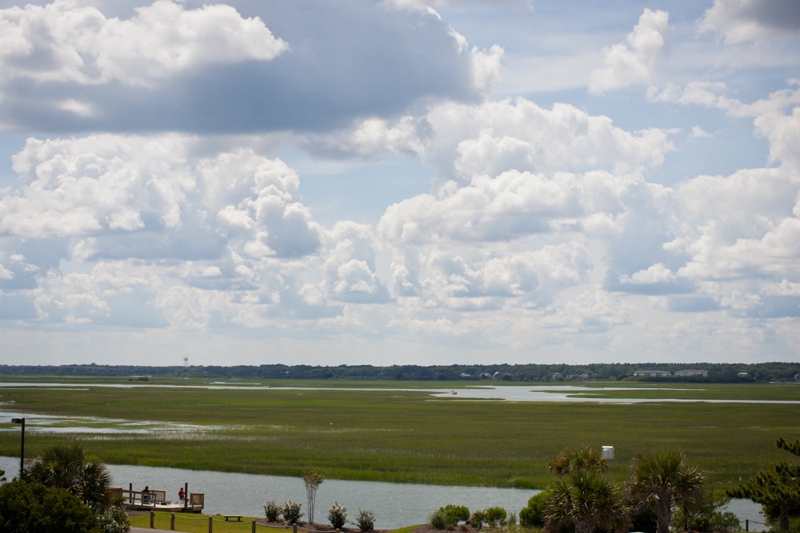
[127,511,281,533]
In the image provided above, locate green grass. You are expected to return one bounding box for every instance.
[127,512,279,533]
[0,379,798,489]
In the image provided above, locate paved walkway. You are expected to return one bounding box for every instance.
[131,527,173,533]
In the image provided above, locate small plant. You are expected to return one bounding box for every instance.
[431,509,449,530]
[443,505,470,523]
[353,508,375,531]
[264,500,281,522]
[469,511,485,529]
[97,503,131,533]
[485,507,507,527]
[329,501,348,529]
[507,512,516,526]
[431,505,470,529]
[282,500,304,525]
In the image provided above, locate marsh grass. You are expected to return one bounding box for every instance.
[0,380,798,488]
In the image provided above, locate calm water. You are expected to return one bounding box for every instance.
[0,457,766,530]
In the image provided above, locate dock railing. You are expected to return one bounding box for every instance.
[110,487,204,512]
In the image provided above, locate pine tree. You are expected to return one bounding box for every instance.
[728,438,800,532]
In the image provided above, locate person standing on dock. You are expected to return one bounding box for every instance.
[178,487,185,503]
[142,486,150,505]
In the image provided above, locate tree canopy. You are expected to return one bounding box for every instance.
[628,451,704,533]
[0,479,101,533]
[26,444,112,509]
[728,438,800,532]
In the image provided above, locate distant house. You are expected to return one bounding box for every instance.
[737,372,749,378]
[492,371,502,379]
[577,373,589,380]
[479,372,493,379]
[674,369,708,377]
[460,373,472,378]
[634,370,673,377]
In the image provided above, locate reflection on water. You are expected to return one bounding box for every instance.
[0,409,224,436]
[0,457,766,530]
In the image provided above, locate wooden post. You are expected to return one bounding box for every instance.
[252,520,257,533]
[171,513,175,530]
[129,483,133,504]
[149,511,155,529]
[293,524,297,533]
[745,520,749,532]
[209,515,213,533]
[184,482,189,511]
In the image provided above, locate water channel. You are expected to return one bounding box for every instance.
[0,457,766,530]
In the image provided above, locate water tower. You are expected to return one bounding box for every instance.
[183,357,189,368]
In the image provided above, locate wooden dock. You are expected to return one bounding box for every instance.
[110,487,205,513]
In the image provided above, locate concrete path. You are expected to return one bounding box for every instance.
[131,527,173,533]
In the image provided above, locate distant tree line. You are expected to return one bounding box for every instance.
[0,362,798,383]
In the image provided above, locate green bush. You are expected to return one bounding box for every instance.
[431,509,450,530]
[353,509,375,531]
[485,507,507,527]
[0,480,101,533]
[432,504,470,528]
[443,505,470,523]
[264,500,280,522]
[328,501,348,529]
[519,492,549,528]
[282,500,304,524]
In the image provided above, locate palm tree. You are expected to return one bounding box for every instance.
[628,451,704,533]
[545,469,630,533]
[26,444,112,509]
[548,447,610,477]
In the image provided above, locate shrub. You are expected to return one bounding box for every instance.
[519,492,549,528]
[443,505,470,523]
[485,507,507,527]
[431,509,449,530]
[264,500,281,522]
[353,509,375,531]
[282,500,304,525]
[0,479,101,533]
[469,511,485,529]
[329,501,348,529]
[507,512,517,526]
[97,504,131,533]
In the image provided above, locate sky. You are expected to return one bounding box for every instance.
[0,0,799,366]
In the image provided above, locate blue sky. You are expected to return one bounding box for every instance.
[0,0,799,366]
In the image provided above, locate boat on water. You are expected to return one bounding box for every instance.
[110,487,205,513]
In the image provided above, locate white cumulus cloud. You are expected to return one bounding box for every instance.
[0,0,287,87]
[589,9,671,94]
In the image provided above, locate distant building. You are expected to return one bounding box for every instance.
[577,373,589,380]
[460,373,472,378]
[738,372,749,378]
[492,371,502,379]
[674,369,708,377]
[479,372,493,379]
[634,370,673,377]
